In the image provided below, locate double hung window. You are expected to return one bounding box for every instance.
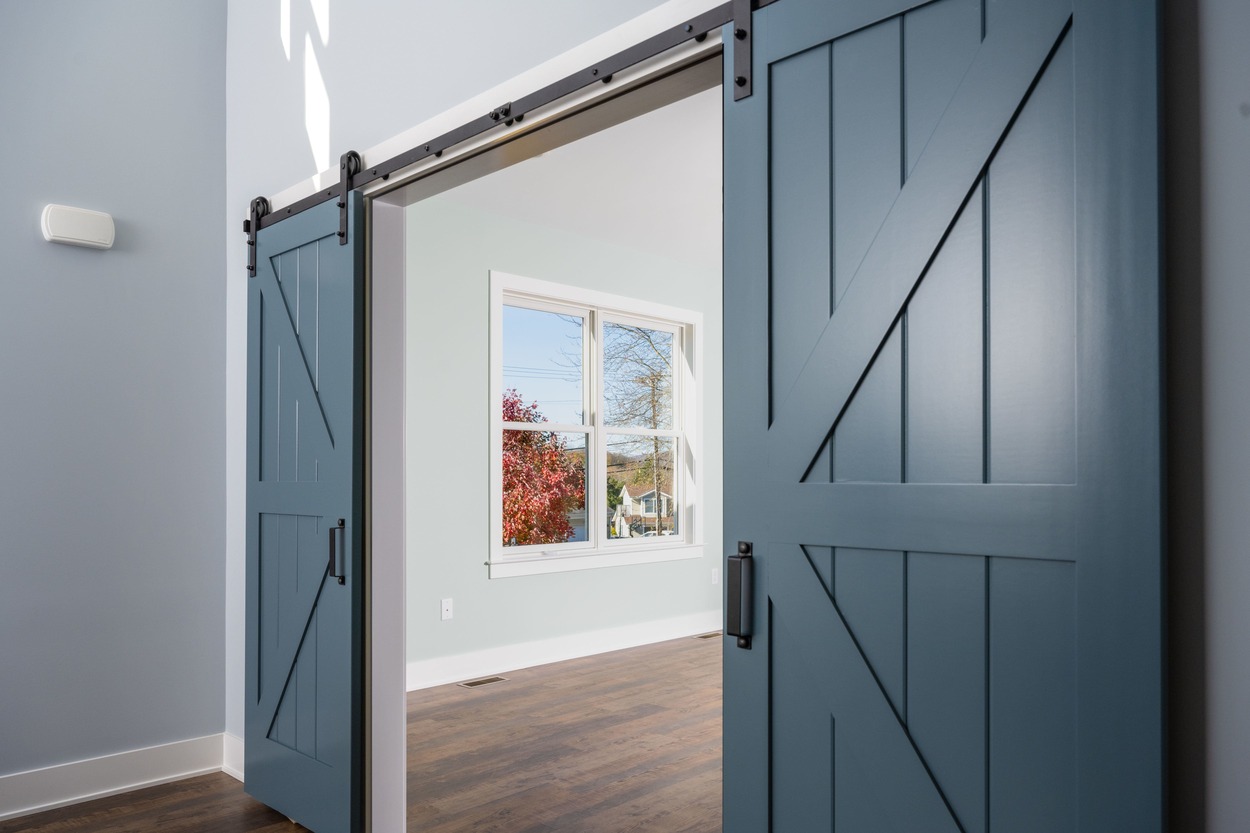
[489,272,701,577]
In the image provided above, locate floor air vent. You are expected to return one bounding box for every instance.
[695,632,722,639]
[458,675,508,689]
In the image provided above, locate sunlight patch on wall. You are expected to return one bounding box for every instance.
[311,0,330,45]
[280,0,291,60]
[304,33,331,174]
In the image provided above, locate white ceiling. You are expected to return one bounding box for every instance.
[434,86,723,270]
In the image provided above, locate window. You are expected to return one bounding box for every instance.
[490,271,702,577]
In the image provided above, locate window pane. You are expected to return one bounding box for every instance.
[503,305,584,425]
[502,430,588,547]
[602,322,674,429]
[605,434,677,539]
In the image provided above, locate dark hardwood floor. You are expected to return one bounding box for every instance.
[1,635,722,833]
[407,633,722,832]
[0,774,291,833]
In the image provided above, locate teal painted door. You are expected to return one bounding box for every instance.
[723,0,1162,830]
[246,196,365,833]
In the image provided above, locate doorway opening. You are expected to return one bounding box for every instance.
[372,56,726,828]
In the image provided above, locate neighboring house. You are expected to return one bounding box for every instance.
[619,485,672,520]
[613,484,674,537]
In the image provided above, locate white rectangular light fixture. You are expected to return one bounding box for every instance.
[41,204,115,250]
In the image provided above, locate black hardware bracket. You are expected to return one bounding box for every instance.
[338,151,362,245]
[245,196,270,277]
[489,101,512,124]
[732,0,755,100]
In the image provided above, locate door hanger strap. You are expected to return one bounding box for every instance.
[338,151,362,246]
[733,0,755,100]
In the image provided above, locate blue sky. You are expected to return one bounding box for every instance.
[502,305,584,425]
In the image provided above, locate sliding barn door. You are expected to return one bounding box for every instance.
[246,196,365,833]
[723,0,1162,829]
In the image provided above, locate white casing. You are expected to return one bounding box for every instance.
[41,204,114,250]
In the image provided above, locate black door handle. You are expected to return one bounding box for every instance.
[727,541,753,649]
[328,518,346,585]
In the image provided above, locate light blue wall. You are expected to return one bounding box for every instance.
[404,198,722,664]
[0,1,226,775]
[224,0,668,740]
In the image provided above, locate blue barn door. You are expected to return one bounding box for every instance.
[723,0,1162,830]
[246,195,365,833]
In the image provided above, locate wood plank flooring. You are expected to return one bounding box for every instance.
[407,633,722,832]
[0,774,291,833]
[1,634,722,833]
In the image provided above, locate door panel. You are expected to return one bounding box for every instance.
[723,0,1162,830]
[906,552,986,833]
[988,557,1077,831]
[769,45,831,406]
[986,35,1076,485]
[246,196,365,833]
[831,20,900,309]
[762,0,1074,484]
[904,185,984,484]
[831,327,902,483]
[903,0,981,179]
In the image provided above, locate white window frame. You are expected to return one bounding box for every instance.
[489,270,703,578]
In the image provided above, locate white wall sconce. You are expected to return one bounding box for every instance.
[41,204,115,250]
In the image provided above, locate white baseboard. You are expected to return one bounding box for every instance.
[221,733,244,782]
[0,734,226,822]
[406,610,721,691]
[0,613,724,822]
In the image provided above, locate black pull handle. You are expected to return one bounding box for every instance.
[328,518,346,585]
[727,541,753,649]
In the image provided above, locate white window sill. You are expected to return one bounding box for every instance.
[488,543,704,579]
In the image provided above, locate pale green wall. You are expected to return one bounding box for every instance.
[404,199,722,663]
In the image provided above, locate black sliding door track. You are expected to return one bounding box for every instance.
[247,0,777,244]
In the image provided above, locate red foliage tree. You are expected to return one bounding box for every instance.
[501,389,586,546]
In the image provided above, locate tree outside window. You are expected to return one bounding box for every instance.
[500,390,587,546]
